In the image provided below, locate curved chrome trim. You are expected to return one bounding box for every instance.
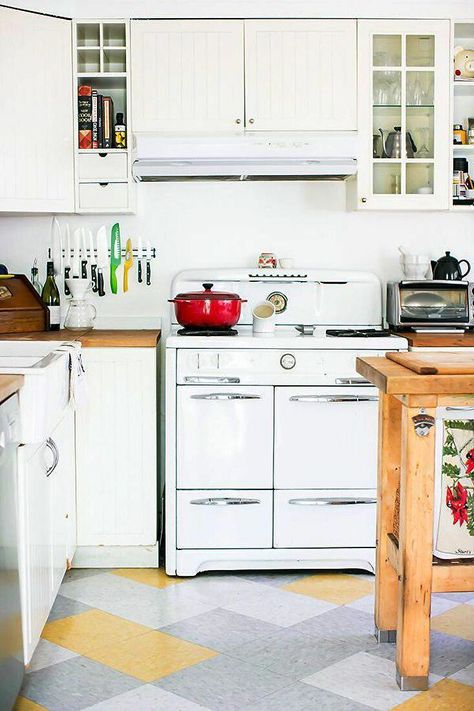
[288,497,376,506]
[191,393,261,400]
[289,395,378,403]
[45,438,59,477]
[190,497,261,506]
[184,376,240,383]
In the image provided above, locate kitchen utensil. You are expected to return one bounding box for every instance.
[51,217,62,277]
[379,127,417,158]
[123,238,133,293]
[279,258,294,269]
[386,351,474,375]
[97,225,108,297]
[431,251,470,280]
[258,252,277,268]
[110,223,121,294]
[399,250,430,279]
[64,224,71,295]
[81,228,88,279]
[169,283,247,329]
[72,228,81,278]
[88,229,98,293]
[137,237,143,284]
[146,240,152,286]
[252,301,276,334]
[64,278,96,330]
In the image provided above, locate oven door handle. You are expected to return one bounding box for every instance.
[184,376,240,384]
[289,497,376,506]
[191,393,261,401]
[445,406,474,411]
[190,497,261,506]
[289,395,378,403]
[335,377,370,385]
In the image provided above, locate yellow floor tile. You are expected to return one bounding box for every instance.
[111,568,185,589]
[84,629,218,682]
[431,604,474,641]
[283,573,374,605]
[13,698,47,711]
[42,608,152,654]
[392,678,474,710]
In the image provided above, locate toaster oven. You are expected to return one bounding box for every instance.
[387,281,474,330]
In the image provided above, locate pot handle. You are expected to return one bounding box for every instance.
[459,259,471,278]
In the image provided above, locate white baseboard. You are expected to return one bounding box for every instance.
[73,544,159,568]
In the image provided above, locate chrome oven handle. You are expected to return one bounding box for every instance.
[45,438,59,477]
[191,393,260,400]
[445,406,474,411]
[184,376,240,384]
[289,497,376,506]
[190,497,261,506]
[289,395,378,403]
[335,377,370,385]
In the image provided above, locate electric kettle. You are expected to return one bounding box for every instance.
[431,251,471,280]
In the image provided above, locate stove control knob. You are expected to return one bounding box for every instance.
[280,353,296,370]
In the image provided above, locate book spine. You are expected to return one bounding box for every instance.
[78,85,92,150]
[103,96,112,149]
[97,95,103,149]
[91,90,98,149]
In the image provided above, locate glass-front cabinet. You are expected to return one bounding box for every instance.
[357,20,450,209]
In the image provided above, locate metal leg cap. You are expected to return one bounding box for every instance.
[396,669,429,691]
[375,626,396,643]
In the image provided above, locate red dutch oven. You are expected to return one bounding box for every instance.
[169,283,247,329]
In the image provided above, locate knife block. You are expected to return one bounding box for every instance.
[0,275,48,333]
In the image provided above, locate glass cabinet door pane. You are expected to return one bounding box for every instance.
[407,107,434,159]
[406,71,434,106]
[374,163,401,194]
[406,163,434,194]
[373,35,401,66]
[406,35,435,67]
[373,71,401,106]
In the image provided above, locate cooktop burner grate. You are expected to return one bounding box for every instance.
[326,329,392,338]
[177,328,238,336]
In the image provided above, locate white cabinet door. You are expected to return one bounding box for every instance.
[131,20,244,131]
[0,7,74,212]
[274,387,378,489]
[244,20,356,130]
[76,348,157,546]
[177,386,273,489]
[357,20,450,210]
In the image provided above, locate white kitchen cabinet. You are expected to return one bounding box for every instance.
[75,348,157,552]
[356,20,450,210]
[0,7,74,213]
[131,20,244,132]
[244,20,356,130]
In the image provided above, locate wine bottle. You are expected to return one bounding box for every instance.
[42,260,60,331]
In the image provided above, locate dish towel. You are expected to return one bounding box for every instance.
[55,343,86,407]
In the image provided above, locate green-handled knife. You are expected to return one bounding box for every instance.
[110,223,121,294]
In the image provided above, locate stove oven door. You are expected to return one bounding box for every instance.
[274,386,378,489]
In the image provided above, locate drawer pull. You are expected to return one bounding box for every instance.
[335,377,370,385]
[184,376,240,383]
[191,393,261,401]
[99,182,109,187]
[190,497,261,506]
[288,497,376,506]
[445,406,474,411]
[98,153,107,158]
[289,395,378,403]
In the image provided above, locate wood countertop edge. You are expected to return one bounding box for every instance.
[0,374,23,403]
[394,331,474,349]
[357,356,474,395]
[0,329,161,348]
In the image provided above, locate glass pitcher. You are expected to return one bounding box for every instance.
[64,299,96,330]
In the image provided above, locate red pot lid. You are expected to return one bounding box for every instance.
[173,283,243,301]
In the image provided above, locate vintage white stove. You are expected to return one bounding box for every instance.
[164,268,407,576]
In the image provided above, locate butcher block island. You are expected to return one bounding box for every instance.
[356,353,474,692]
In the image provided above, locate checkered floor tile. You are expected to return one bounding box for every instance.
[15,569,474,711]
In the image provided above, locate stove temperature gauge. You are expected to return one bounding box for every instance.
[280,353,296,370]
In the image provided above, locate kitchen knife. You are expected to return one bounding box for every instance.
[123,238,133,293]
[81,227,88,279]
[88,229,98,292]
[137,237,143,284]
[64,223,71,294]
[110,223,121,295]
[72,228,81,277]
[97,225,108,297]
[51,217,62,277]
[146,240,152,286]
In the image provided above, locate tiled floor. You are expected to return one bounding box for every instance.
[15,568,474,711]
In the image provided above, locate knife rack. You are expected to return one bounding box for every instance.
[61,248,157,258]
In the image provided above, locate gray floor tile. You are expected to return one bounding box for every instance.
[21,656,141,711]
[228,626,377,680]
[26,639,77,673]
[450,660,474,687]
[83,684,209,710]
[434,591,474,604]
[48,594,93,622]
[246,681,375,710]
[235,571,312,587]
[155,654,293,710]
[63,568,113,583]
[290,604,375,644]
[161,607,282,652]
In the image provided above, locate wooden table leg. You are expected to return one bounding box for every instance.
[375,393,402,643]
[396,405,436,691]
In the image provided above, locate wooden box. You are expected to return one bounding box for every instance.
[0,275,48,333]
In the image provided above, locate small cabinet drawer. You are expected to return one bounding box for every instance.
[78,182,129,210]
[177,490,272,549]
[78,152,128,180]
[274,489,376,548]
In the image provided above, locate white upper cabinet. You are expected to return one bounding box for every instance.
[357,20,450,210]
[131,20,244,131]
[244,20,356,130]
[0,8,74,213]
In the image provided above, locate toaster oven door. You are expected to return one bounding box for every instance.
[399,282,470,325]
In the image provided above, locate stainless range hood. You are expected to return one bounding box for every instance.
[132,132,358,182]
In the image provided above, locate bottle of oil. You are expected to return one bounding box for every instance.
[114,112,126,149]
[41,258,60,331]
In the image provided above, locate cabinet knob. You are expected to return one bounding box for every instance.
[361,197,367,203]
[235,118,241,124]
[248,118,255,124]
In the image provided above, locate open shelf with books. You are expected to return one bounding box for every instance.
[451,21,474,210]
[73,19,134,214]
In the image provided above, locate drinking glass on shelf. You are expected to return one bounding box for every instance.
[415,127,432,158]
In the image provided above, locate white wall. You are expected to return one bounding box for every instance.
[0,183,472,326]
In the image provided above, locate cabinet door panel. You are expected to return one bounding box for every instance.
[0,8,74,212]
[131,20,244,131]
[245,20,356,130]
[76,348,157,546]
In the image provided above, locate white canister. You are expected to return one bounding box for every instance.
[252,301,276,334]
